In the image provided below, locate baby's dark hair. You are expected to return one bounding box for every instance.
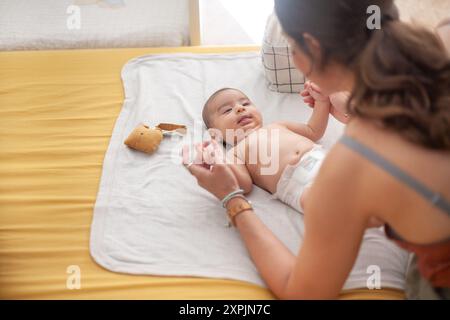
[202,87,246,128]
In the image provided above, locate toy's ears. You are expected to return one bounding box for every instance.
[156,123,187,135]
[156,123,186,132]
[138,122,150,129]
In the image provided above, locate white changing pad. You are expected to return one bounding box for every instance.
[90,52,409,291]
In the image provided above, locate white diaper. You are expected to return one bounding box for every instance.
[274,145,326,212]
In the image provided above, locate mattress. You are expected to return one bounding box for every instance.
[0,0,189,51]
[0,46,404,299]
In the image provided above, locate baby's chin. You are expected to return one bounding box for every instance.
[242,121,262,133]
[224,124,262,145]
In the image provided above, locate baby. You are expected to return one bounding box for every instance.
[194,85,335,213]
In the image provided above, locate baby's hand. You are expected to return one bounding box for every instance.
[182,140,225,169]
[300,81,330,107]
[201,140,225,166]
[182,142,208,168]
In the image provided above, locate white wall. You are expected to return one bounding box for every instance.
[200,0,274,45]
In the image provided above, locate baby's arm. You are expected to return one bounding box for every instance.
[226,148,253,195]
[277,100,330,142]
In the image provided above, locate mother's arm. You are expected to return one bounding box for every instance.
[235,147,367,299]
[186,146,369,299]
[281,148,368,298]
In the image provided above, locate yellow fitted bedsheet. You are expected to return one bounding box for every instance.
[0,46,404,300]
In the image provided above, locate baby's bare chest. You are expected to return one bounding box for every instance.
[236,126,313,164]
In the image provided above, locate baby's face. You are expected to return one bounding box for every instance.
[206,89,262,144]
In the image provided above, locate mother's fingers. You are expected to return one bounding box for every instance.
[181,145,192,165]
[186,162,211,181]
[303,96,314,104]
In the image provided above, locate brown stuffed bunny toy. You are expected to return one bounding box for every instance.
[124,123,186,154]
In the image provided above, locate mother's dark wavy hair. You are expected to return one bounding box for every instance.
[275,0,450,150]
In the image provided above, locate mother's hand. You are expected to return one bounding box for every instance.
[302,83,351,124]
[329,91,351,124]
[182,141,240,200]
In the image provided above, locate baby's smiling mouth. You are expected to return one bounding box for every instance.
[237,114,253,125]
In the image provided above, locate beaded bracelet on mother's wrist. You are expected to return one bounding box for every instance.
[221,189,245,208]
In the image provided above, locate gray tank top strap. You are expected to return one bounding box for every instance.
[339,135,450,216]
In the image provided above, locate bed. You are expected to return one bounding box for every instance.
[0,46,405,299]
[0,0,190,50]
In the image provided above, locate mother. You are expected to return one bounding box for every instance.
[187,0,450,299]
